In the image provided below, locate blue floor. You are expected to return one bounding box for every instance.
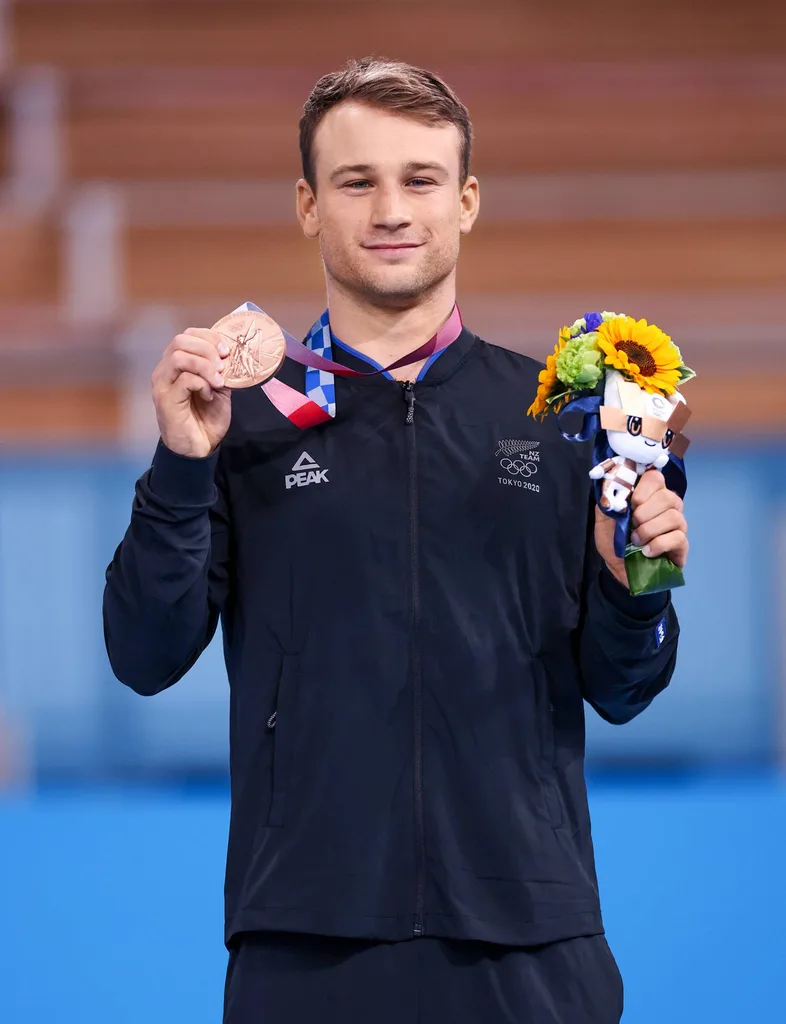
[1,776,784,1023]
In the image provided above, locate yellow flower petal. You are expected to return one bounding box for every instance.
[596,316,683,394]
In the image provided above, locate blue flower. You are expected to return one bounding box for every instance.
[583,311,603,332]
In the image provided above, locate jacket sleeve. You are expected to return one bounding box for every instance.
[577,499,679,725]
[102,440,231,696]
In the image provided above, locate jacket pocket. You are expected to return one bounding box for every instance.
[267,656,300,829]
[534,660,564,830]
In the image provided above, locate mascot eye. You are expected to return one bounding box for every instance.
[662,429,675,449]
[627,416,643,436]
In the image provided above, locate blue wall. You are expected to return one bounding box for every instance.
[1,441,784,777]
[2,777,784,1024]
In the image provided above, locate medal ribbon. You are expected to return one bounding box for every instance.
[234,302,463,430]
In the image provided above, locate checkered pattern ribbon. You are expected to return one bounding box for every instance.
[302,310,337,419]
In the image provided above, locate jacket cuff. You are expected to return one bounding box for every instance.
[598,564,670,622]
[148,439,220,506]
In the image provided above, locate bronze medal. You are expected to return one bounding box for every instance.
[211,310,286,389]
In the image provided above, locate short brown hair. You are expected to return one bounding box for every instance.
[299,57,473,188]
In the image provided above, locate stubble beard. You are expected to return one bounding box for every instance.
[320,237,459,311]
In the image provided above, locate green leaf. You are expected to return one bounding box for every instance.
[624,547,686,596]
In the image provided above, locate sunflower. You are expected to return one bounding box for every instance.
[595,316,682,395]
[527,328,569,420]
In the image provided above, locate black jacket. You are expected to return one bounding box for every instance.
[103,326,679,948]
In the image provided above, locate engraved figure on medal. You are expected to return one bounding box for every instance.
[211,311,286,389]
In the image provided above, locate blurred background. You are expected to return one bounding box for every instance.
[0,0,785,1021]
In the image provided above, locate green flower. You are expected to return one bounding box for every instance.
[555,334,603,388]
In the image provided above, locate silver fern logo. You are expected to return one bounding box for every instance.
[496,439,540,491]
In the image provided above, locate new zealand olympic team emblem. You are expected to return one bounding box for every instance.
[496,439,540,478]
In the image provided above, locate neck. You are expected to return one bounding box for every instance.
[325,274,457,366]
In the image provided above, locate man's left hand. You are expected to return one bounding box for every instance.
[594,469,689,589]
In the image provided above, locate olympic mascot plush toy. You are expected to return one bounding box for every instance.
[527,312,694,596]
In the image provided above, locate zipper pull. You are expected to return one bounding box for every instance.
[267,711,277,730]
[402,381,416,424]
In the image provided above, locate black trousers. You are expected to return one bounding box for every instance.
[224,931,624,1023]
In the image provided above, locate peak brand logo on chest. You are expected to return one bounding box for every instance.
[285,452,329,490]
[496,439,541,493]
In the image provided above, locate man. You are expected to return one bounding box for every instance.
[104,58,689,1024]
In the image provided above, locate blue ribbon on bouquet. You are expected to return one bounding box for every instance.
[557,395,687,559]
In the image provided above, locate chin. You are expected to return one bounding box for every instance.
[326,251,455,306]
[368,265,455,303]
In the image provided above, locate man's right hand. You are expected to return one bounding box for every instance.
[151,328,232,458]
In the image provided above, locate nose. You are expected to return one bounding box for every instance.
[371,185,413,232]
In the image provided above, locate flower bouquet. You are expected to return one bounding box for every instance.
[528,312,695,596]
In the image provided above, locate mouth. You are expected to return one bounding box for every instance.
[363,243,423,256]
[644,439,657,447]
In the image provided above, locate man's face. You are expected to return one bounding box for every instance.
[297,101,479,307]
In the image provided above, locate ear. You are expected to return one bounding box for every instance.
[296,178,320,239]
[459,175,480,235]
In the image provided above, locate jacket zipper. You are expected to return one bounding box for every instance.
[402,381,425,936]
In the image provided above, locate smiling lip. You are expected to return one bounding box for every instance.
[364,243,422,251]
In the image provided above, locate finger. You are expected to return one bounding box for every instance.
[171,370,216,404]
[642,531,689,567]
[155,337,227,389]
[157,349,225,390]
[631,489,683,527]
[631,469,666,508]
[178,330,231,359]
[631,508,687,547]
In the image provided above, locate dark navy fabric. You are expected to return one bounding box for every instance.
[103,327,678,949]
[223,931,624,1024]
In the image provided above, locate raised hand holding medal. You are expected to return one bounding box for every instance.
[152,301,463,458]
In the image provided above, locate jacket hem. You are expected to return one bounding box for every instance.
[225,906,603,949]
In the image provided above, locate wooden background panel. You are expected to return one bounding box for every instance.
[123,220,786,301]
[669,373,784,433]
[459,221,786,291]
[0,219,60,303]
[125,225,324,299]
[65,91,786,180]
[0,385,119,442]
[12,1,786,69]
[469,99,786,174]
[67,106,301,180]
[0,99,9,181]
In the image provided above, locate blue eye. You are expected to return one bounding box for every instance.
[627,416,642,436]
[662,429,674,449]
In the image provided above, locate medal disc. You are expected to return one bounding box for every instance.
[211,310,286,389]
